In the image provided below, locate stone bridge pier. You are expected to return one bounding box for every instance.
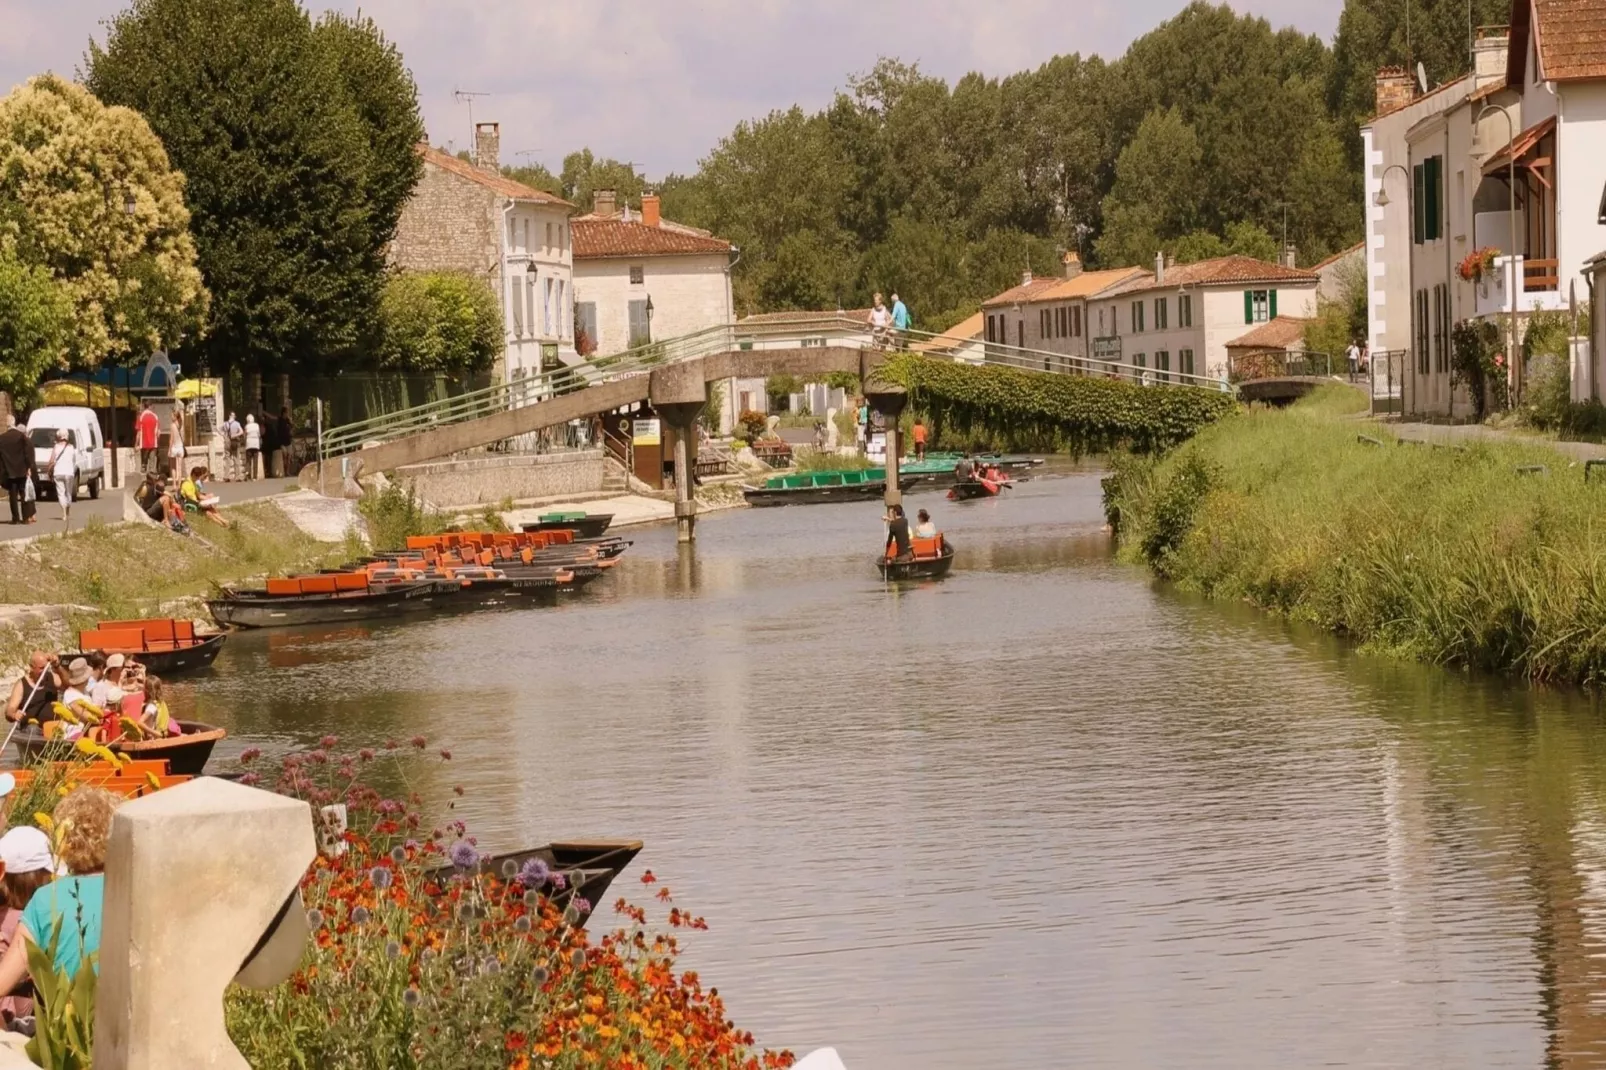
[649,363,708,543]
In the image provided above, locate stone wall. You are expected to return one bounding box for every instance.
[390,162,500,278]
[392,450,606,507]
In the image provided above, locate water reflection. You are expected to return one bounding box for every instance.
[164,466,1606,1068]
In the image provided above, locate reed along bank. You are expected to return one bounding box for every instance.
[1102,388,1606,688]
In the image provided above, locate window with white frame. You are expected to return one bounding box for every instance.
[629,265,645,285]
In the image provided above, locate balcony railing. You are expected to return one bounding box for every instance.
[1474,255,1566,320]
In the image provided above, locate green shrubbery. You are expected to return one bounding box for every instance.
[1103,388,1606,685]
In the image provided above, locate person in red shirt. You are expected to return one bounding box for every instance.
[135,400,160,478]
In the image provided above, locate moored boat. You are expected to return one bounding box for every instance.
[208,575,447,629]
[520,512,614,539]
[12,720,226,776]
[743,469,919,507]
[73,618,227,676]
[877,535,956,581]
[425,839,644,928]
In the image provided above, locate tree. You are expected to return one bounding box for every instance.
[86,0,423,381]
[560,150,646,213]
[0,74,208,368]
[1094,108,1203,267]
[503,164,563,199]
[376,272,501,374]
[0,251,73,397]
[1304,253,1368,359]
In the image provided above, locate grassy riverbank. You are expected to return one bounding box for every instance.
[0,502,351,635]
[1103,386,1606,686]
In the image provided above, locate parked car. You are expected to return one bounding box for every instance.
[27,406,106,500]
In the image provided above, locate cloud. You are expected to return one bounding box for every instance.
[1,0,1341,176]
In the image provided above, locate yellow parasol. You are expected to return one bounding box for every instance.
[172,378,218,400]
[35,381,135,408]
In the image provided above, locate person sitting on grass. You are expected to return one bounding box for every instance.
[0,787,120,997]
[179,467,229,528]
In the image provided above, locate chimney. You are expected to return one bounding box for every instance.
[1165,253,1176,271]
[1154,251,1165,286]
[1281,244,1299,269]
[1474,27,1511,91]
[642,192,661,229]
[473,122,501,174]
[1061,251,1083,280]
[1374,66,1416,117]
[593,189,618,219]
[1021,269,1033,286]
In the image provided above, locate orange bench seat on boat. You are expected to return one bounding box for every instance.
[78,627,149,654]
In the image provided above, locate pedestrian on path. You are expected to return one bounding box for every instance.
[223,412,243,482]
[45,429,76,528]
[869,293,891,349]
[277,407,294,478]
[136,400,159,478]
[167,409,185,480]
[911,418,928,461]
[0,416,35,526]
[244,414,261,480]
[891,293,911,347]
[1346,340,1360,378]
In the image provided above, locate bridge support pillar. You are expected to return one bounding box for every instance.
[863,382,908,509]
[657,401,704,543]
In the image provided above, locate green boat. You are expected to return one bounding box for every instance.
[520,512,614,538]
[742,468,919,507]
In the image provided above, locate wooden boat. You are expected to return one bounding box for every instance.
[12,721,226,776]
[743,469,919,507]
[73,618,227,676]
[947,477,1012,501]
[208,575,447,629]
[7,759,192,800]
[520,512,614,539]
[877,535,956,581]
[425,839,644,928]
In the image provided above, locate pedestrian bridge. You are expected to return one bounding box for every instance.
[300,318,1230,492]
[1229,351,1368,406]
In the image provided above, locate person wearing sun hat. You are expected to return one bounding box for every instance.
[0,824,61,1019]
[60,658,93,708]
[88,653,126,711]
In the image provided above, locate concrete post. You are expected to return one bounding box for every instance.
[863,384,908,508]
[94,778,316,1070]
[649,361,709,544]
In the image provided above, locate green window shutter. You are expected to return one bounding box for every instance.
[1424,158,1437,240]
[1244,291,1253,324]
[1269,290,1278,319]
[1412,164,1425,244]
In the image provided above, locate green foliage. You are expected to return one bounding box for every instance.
[1095,107,1202,267]
[701,377,725,430]
[737,410,768,440]
[797,450,870,472]
[86,0,424,380]
[376,272,501,374]
[1102,401,1606,686]
[1139,451,1218,576]
[1303,252,1367,361]
[503,163,564,198]
[25,918,97,1070]
[0,74,209,367]
[560,149,646,211]
[880,353,1238,455]
[1451,318,1507,421]
[357,481,444,550]
[823,370,861,393]
[0,250,72,396]
[765,374,803,405]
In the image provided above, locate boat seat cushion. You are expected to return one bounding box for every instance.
[266,578,302,597]
[911,536,943,559]
[79,628,148,653]
[334,573,369,592]
[298,576,339,595]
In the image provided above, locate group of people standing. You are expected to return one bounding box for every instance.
[868,292,912,350]
[0,417,85,528]
[134,401,295,484]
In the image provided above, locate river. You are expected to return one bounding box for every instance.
[178,467,1606,1069]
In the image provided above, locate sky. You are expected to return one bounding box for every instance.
[2,0,1341,179]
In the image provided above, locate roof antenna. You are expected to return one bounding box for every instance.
[453,88,492,154]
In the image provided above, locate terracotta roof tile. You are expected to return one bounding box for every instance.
[1227,316,1313,350]
[417,145,571,207]
[1532,0,1606,81]
[981,277,1062,309]
[572,217,732,259]
[1101,255,1319,299]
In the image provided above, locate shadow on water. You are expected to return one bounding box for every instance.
[166,464,1606,1069]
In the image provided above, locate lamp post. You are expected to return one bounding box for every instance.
[1472,103,1519,405]
[644,294,655,345]
[1374,163,1413,414]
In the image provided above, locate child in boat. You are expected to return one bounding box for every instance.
[136,675,181,738]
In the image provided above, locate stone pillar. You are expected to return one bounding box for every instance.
[863,382,908,508]
[95,778,316,1070]
[650,361,709,544]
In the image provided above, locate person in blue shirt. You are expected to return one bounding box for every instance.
[0,786,118,995]
[890,293,911,343]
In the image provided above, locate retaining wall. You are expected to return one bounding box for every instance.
[392,450,606,507]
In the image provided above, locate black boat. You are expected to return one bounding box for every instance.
[12,720,226,776]
[208,578,448,629]
[425,839,644,928]
[520,512,615,539]
[877,539,957,581]
[72,626,227,677]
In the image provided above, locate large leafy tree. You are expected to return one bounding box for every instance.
[86,0,422,381]
[0,74,208,369]
[376,272,501,375]
[560,150,647,213]
[0,251,73,397]
[1095,108,1204,268]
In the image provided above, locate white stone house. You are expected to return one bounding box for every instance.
[390,123,577,384]
[1086,255,1321,381]
[979,256,1147,369]
[571,191,736,357]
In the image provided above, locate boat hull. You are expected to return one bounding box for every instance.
[520,515,614,539]
[425,839,644,928]
[947,480,1009,501]
[69,632,228,676]
[743,476,918,507]
[208,581,447,629]
[13,721,225,776]
[876,545,957,581]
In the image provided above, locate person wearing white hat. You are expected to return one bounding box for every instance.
[44,428,76,527]
[89,653,127,711]
[0,824,59,1019]
[60,658,93,707]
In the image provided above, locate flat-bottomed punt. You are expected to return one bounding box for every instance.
[520,512,614,539]
[12,720,226,776]
[744,468,919,507]
[209,574,447,629]
[73,618,227,675]
[878,535,956,581]
[425,839,644,928]
[948,477,1012,501]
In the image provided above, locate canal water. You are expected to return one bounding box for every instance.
[181,468,1606,1069]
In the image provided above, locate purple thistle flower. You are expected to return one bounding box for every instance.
[351,906,370,925]
[549,872,566,891]
[390,846,407,864]
[306,909,324,929]
[572,896,591,915]
[370,867,393,890]
[449,841,478,869]
[515,916,532,933]
[569,948,585,969]
[403,987,421,1007]
[518,859,550,886]
[386,940,402,960]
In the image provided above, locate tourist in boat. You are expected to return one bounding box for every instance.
[914,509,937,540]
[954,455,975,484]
[4,654,58,726]
[89,654,127,711]
[0,786,119,995]
[884,503,913,562]
[59,659,93,709]
[136,675,180,737]
[0,826,59,1019]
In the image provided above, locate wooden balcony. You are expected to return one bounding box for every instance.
[1524,258,1559,291]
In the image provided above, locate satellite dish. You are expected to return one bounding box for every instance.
[1416,62,1429,93]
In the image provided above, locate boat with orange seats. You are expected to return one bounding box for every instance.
[5,758,195,799]
[72,617,227,675]
[947,475,1012,501]
[207,572,446,629]
[12,721,226,776]
[877,534,956,580]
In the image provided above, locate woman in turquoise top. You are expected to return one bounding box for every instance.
[0,786,117,992]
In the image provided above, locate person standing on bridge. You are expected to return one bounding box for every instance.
[891,293,911,347]
[869,293,891,349]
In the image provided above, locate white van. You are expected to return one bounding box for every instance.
[26,406,106,500]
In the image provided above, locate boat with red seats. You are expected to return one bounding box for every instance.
[877,534,956,580]
[71,618,227,675]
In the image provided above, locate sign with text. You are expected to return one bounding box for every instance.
[632,419,661,446]
[1092,336,1122,361]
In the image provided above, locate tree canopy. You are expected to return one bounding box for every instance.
[0,74,208,369]
[85,0,423,380]
[0,251,74,398]
[376,272,501,375]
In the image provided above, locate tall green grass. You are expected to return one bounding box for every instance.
[1104,396,1606,686]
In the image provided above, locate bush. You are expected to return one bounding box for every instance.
[737,409,768,440]
[378,271,502,374]
[358,481,443,549]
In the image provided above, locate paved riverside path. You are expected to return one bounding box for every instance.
[1385,420,1606,463]
[0,476,298,544]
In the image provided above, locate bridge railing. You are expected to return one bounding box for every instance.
[317,315,1228,460]
[1227,349,1342,383]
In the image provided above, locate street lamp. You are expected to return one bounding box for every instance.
[1472,103,1519,405]
[644,294,655,345]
